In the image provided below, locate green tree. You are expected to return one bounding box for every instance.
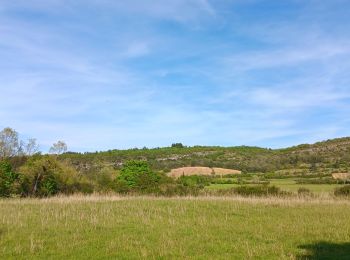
[19,155,86,197]
[117,160,160,192]
[171,143,184,148]
[0,161,20,197]
[20,156,60,196]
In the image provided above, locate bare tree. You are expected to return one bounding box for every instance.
[0,127,41,159]
[49,141,67,155]
[25,138,39,156]
[0,127,21,159]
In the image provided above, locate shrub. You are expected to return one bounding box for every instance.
[334,185,350,197]
[116,160,162,193]
[297,187,312,196]
[114,179,130,194]
[234,185,282,196]
[217,185,287,197]
[177,175,211,187]
[157,184,201,197]
[95,167,118,192]
[20,156,61,196]
[0,161,20,197]
[211,178,235,185]
[20,155,86,197]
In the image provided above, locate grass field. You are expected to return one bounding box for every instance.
[1,195,350,259]
[207,179,345,193]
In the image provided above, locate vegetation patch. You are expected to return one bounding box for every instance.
[215,185,289,197]
[334,185,350,197]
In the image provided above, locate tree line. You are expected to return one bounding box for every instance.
[0,128,204,197]
[1,126,350,198]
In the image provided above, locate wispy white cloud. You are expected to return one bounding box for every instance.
[1,0,350,151]
[223,42,350,73]
[248,86,350,110]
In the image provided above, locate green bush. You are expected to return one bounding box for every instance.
[116,160,162,193]
[234,185,282,196]
[334,185,350,197]
[211,178,235,185]
[0,161,21,197]
[297,187,312,196]
[177,175,211,187]
[218,185,287,197]
[95,167,118,192]
[157,184,201,197]
[20,156,88,197]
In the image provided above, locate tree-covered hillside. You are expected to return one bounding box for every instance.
[61,138,350,176]
[2,127,350,197]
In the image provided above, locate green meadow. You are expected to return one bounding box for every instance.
[207,178,345,194]
[1,196,350,259]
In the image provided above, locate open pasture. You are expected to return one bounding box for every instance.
[207,178,346,194]
[1,196,350,259]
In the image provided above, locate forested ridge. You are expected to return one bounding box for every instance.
[2,127,350,197]
[61,137,350,175]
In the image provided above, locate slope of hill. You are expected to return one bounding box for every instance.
[60,137,350,176]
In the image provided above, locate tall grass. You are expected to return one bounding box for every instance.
[0,195,350,259]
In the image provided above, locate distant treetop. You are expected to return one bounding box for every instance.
[171,143,185,148]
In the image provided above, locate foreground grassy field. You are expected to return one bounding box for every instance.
[1,196,350,259]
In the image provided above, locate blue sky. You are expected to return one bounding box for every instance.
[1,0,350,152]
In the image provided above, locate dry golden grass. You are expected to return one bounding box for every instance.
[332,172,350,180]
[212,167,241,175]
[1,193,348,206]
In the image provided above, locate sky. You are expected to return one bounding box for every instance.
[1,0,350,152]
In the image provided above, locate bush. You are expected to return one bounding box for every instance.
[0,161,21,197]
[177,175,211,187]
[157,184,201,197]
[218,185,287,197]
[234,185,282,196]
[20,157,60,196]
[116,160,162,193]
[95,167,118,192]
[297,187,312,196]
[211,178,235,185]
[334,185,350,197]
[20,155,87,197]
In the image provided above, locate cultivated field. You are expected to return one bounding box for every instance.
[1,195,350,259]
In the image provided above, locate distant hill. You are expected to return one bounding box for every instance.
[60,137,350,176]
